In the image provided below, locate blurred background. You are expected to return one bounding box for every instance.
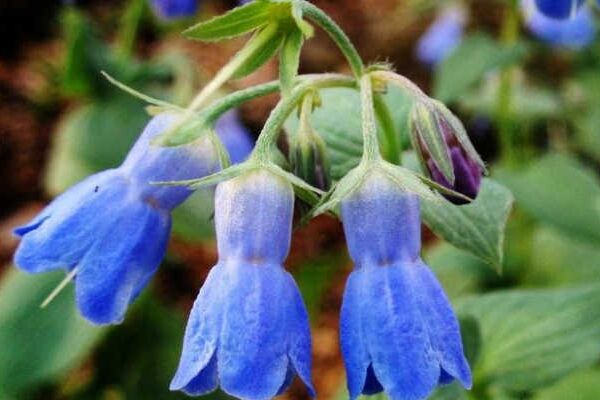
[2,0,600,399]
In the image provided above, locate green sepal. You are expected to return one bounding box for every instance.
[265,163,325,196]
[183,0,276,42]
[100,71,182,110]
[291,1,314,38]
[378,161,440,203]
[410,100,455,184]
[207,129,231,170]
[313,160,441,216]
[279,27,304,96]
[154,163,249,190]
[151,115,210,147]
[432,99,487,172]
[312,165,366,216]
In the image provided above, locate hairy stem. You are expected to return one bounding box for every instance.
[359,74,381,162]
[251,75,357,162]
[300,1,364,78]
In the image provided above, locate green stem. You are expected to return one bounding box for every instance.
[251,75,357,162]
[496,0,519,167]
[370,70,427,99]
[359,74,381,162]
[373,93,401,164]
[186,23,280,114]
[300,1,364,78]
[116,0,145,59]
[160,24,281,143]
[200,73,352,124]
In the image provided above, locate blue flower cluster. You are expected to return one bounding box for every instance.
[13,111,253,325]
[14,109,474,399]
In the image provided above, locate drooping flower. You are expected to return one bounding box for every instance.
[340,171,472,400]
[416,6,466,66]
[151,0,198,20]
[410,101,484,204]
[170,170,315,400]
[522,0,596,49]
[533,0,584,19]
[13,112,221,324]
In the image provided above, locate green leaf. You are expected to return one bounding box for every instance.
[279,27,304,96]
[496,153,600,244]
[424,243,489,299]
[232,27,285,79]
[171,188,216,242]
[429,382,469,400]
[522,227,600,287]
[458,284,600,392]
[183,0,276,41]
[0,269,105,396]
[45,99,149,195]
[533,368,600,400]
[434,34,528,103]
[294,254,343,322]
[460,73,561,122]
[421,179,514,271]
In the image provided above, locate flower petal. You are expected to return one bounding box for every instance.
[362,264,440,400]
[170,265,224,393]
[414,261,472,389]
[218,261,289,400]
[284,271,315,397]
[121,113,221,210]
[340,271,371,400]
[13,170,124,274]
[75,195,171,324]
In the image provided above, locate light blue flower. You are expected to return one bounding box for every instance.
[416,7,466,66]
[523,0,596,49]
[170,170,315,400]
[533,0,584,19]
[151,0,198,20]
[13,113,221,324]
[340,171,471,400]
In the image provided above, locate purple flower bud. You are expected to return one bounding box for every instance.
[340,171,471,400]
[151,0,198,20]
[410,102,484,204]
[170,170,315,399]
[416,7,465,66]
[522,0,596,49]
[13,112,221,324]
[533,0,584,19]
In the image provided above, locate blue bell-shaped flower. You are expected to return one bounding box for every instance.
[533,0,584,19]
[151,0,198,20]
[523,0,596,49]
[416,6,465,66]
[13,112,221,324]
[170,170,315,400]
[339,171,472,400]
